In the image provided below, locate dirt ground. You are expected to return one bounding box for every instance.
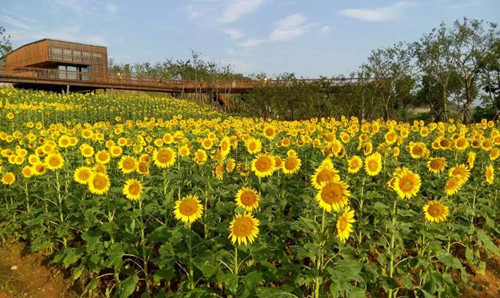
[0,242,69,298]
[0,240,498,297]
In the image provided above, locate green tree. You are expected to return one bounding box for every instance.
[0,26,13,62]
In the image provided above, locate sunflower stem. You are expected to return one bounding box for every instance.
[314,209,326,298]
[139,199,150,292]
[234,245,239,285]
[24,181,30,213]
[188,223,195,290]
[388,199,397,298]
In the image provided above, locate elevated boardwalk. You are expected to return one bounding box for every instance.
[0,66,363,94]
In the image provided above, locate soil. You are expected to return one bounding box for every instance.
[0,241,69,297]
[461,240,500,298]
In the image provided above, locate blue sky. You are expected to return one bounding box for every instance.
[1,0,499,77]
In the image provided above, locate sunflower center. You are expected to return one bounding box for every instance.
[427,204,443,217]
[179,200,198,216]
[93,176,107,189]
[338,217,348,231]
[399,176,415,192]
[285,158,297,170]
[128,183,140,195]
[240,192,256,206]
[368,160,378,171]
[123,159,135,169]
[158,150,172,163]
[255,157,272,172]
[321,183,343,204]
[430,160,442,169]
[232,218,253,237]
[49,157,61,167]
[78,170,90,180]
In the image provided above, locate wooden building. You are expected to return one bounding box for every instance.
[5,39,108,81]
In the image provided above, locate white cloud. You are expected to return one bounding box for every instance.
[320,25,331,34]
[106,4,118,14]
[238,38,267,47]
[224,29,245,40]
[0,15,31,30]
[54,0,89,16]
[269,14,309,42]
[338,1,416,22]
[218,0,265,24]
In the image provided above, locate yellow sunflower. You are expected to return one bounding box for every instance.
[251,154,275,178]
[174,196,203,223]
[282,156,301,175]
[311,159,339,189]
[33,163,47,176]
[246,138,262,154]
[444,175,464,196]
[347,156,363,174]
[74,166,93,184]
[365,152,382,176]
[119,156,138,174]
[229,213,260,246]
[235,187,260,211]
[393,168,421,199]
[423,201,449,223]
[88,172,111,195]
[44,152,64,171]
[449,164,470,182]
[194,149,208,165]
[315,177,350,212]
[153,148,176,168]
[485,164,494,184]
[1,172,15,185]
[427,157,447,174]
[123,179,143,201]
[337,207,356,244]
[22,166,34,178]
[80,144,95,158]
[95,150,111,165]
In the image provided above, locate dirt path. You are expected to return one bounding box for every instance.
[0,242,69,298]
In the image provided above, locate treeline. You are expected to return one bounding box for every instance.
[108,18,499,123]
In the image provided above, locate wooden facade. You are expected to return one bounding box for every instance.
[5,39,108,79]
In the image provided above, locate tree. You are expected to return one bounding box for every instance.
[0,26,13,62]
[447,18,499,123]
[361,42,416,120]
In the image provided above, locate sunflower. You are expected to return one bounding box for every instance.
[246,138,262,154]
[153,148,176,168]
[88,172,111,195]
[74,166,93,184]
[123,179,143,201]
[409,142,427,159]
[282,156,301,175]
[485,164,494,184]
[251,154,275,178]
[347,156,363,174]
[449,164,470,182]
[393,168,421,199]
[365,152,382,176]
[384,130,397,144]
[444,175,464,196]
[229,213,260,246]
[33,163,47,176]
[95,150,111,164]
[235,187,260,211]
[22,166,34,178]
[226,158,236,172]
[174,196,203,223]
[179,145,190,157]
[311,159,339,189]
[137,162,150,175]
[316,177,350,212]
[337,207,356,244]
[467,151,476,169]
[80,144,95,158]
[1,172,15,185]
[45,152,64,170]
[263,126,277,140]
[423,201,449,223]
[194,149,208,165]
[427,157,447,174]
[119,156,138,174]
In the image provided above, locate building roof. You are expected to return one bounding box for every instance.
[7,38,107,56]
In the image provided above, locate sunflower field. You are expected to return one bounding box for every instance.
[0,88,499,297]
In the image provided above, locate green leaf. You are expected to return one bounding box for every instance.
[153,268,176,283]
[62,247,83,268]
[477,229,500,254]
[117,274,138,298]
[436,252,463,269]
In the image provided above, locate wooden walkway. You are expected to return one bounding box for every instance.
[0,66,363,94]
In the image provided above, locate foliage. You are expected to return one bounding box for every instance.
[0,89,499,297]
